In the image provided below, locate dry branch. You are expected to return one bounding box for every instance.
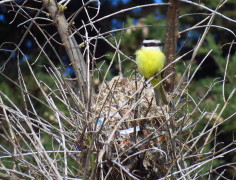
[164,0,180,93]
[41,0,89,103]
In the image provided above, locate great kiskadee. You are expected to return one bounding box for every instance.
[135,39,168,105]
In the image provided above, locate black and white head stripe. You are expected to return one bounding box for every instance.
[142,39,165,47]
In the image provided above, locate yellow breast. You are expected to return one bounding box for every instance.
[135,48,166,79]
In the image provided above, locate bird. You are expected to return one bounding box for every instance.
[135,39,168,105]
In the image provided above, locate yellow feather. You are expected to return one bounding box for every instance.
[135,48,166,89]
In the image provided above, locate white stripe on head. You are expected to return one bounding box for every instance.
[142,39,161,44]
[141,39,163,51]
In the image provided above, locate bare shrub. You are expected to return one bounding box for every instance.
[0,0,235,179]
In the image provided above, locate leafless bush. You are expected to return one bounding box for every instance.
[0,0,235,179]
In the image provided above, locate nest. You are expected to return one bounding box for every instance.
[93,76,173,179]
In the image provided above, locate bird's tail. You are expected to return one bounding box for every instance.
[150,75,168,105]
[154,84,168,105]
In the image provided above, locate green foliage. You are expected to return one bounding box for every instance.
[193,34,236,131]
[0,81,22,106]
[143,14,166,39]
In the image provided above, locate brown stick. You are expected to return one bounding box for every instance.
[164,0,180,93]
[163,0,180,174]
[41,0,89,103]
